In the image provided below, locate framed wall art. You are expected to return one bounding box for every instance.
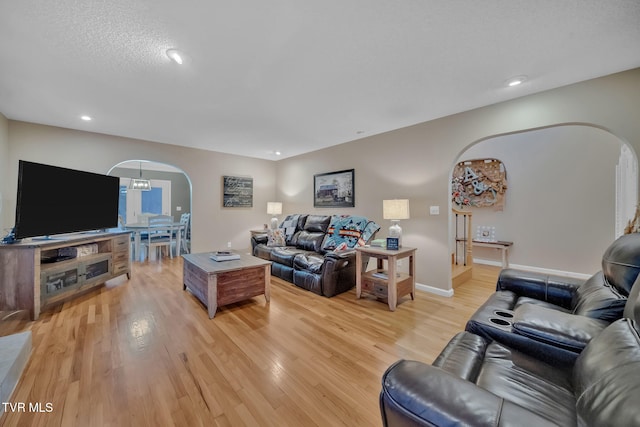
[222,175,253,207]
[314,169,354,208]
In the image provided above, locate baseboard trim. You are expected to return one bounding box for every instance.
[472,258,592,280]
[416,282,454,297]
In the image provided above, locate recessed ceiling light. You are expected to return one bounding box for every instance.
[506,75,528,87]
[274,151,282,156]
[166,49,184,65]
[80,115,92,121]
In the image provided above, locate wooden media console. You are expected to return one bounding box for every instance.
[0,231,131,320]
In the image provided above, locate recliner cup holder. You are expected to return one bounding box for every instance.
[489,317,512,327]
[493,310,514,318]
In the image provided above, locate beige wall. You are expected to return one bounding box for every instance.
[0,113,9,231]
[277,68,640,292]
[4,122,277,252]
[3,69,639,292]
[460,125,623,273]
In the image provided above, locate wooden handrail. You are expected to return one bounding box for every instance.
[453,208,473,266]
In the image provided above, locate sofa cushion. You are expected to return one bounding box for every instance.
[267,228,286,247]
[296,230,326,253]
[294,253,325,274]
[303,215,331,233]
[476,341,576,425]
[253,243,273,260]
[514,297,572,313]
[270,247,306,267]
[572,271,626,321]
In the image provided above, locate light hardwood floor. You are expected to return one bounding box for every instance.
[1,259,499,427]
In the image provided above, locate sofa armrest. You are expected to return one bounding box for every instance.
[497,268,585,309]
[250,233,268,250]
[513,304,609,353]
[321,251,357,297]
[380,360,555,427]
[324,249,356,260]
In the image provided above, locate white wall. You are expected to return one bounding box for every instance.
[460,125,623,273]
[277,68,640,292]
[4,122,277,253]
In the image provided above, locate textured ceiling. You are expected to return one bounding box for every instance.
[1,1,639,160]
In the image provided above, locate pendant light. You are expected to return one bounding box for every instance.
[130,162,152,191]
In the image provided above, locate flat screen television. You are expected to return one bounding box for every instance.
[14,160,120,240]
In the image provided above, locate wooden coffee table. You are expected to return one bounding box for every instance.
[182,252,271,318]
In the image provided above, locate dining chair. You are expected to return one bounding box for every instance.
[143,215,174,261]
[177,213,191,254]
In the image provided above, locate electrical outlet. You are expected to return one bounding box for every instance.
[227,241,232,248]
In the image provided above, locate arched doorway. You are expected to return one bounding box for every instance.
[107,160,193,258]
[450,125,637,277]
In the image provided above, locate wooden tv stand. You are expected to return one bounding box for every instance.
[0,231,131,320]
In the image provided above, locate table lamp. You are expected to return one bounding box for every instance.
[383,199,410,246]
[267,202,283,229]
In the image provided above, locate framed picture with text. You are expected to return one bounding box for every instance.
[222,175,253,207]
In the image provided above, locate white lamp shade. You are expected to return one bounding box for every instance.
[383,199,410,220]
[267,202,282,215]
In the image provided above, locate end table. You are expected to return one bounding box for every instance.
[355,246,417,311]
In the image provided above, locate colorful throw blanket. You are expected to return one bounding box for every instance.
[322,215,380,251]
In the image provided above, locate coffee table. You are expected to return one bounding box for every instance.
[182,252,271,318]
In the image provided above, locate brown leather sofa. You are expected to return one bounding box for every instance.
[380,279,640,426]
[251,214,379,297]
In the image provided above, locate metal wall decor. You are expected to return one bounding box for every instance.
[451,158,507,210]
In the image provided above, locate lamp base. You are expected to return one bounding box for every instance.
[388,221,402,247]
[270,217,279,230]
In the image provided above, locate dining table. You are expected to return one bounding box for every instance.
[125,222,185,261]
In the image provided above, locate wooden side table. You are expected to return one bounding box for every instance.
[355,246,417,311]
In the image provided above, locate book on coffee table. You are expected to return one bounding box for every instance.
[210,251,241,261]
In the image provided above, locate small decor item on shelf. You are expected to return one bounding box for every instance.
[386,237,399,250]
[475,225,497,242]
[210,251,240,261]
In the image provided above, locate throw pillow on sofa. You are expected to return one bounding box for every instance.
[267,228,286,247]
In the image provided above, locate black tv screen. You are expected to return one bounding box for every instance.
[14,160,120,239]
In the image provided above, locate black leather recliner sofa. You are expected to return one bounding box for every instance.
[251,214,379,297]
[465,232,640,366]
[380,278,640,426]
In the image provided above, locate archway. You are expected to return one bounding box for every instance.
[449,124,637,277]
[107,160,193,258]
